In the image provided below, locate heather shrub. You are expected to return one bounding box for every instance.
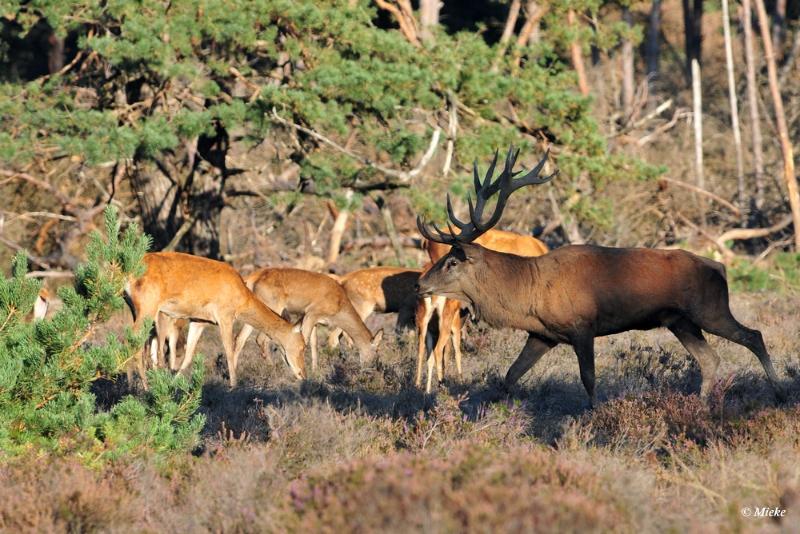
[284,443,634,533]
[582,391,718,455]
[0,457,137,533]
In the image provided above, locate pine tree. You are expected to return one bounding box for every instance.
[0,207,204,462]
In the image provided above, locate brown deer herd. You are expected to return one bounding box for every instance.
[118,147,787,406]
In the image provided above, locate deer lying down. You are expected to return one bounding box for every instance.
[125,252,306,387]
[417,147,787,405]
[232,267,383,371]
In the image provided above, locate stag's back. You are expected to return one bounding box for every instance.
[522,245,729,332]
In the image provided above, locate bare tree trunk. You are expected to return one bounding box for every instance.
[527,1,542,45]
[778,26,800,84]
[743,0,765,209]
[419,0,441,43]
[772,0,787,58]
[326,203,350,265]
[568,9,590,96]
[682,0,703,81]
[722,0,745,210]
[692,59,706,221]
[499,0,522,46]
[47,31,64,74]
[754,0,800,249]
[621,6,635,118]
[492,0,522,71]
[380,201,405,263]
[512,2,548,69]
[131,126,228,258]
[646,0,662,77]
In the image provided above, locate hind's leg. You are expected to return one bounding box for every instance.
[668,318,721,398]
[451,311,463,378]
[697,311,786,402]
[415,297,435,388]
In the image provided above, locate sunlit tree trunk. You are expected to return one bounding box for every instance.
[722,0,745,210]
[742,0,765,209]
[754,0,800,249]
[568,9,590,96]
[691,59,705,220]
[621,6,635,118]
[419,0,441,43]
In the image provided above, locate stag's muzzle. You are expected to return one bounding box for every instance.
[415,278,433,297]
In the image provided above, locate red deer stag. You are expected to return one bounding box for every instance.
[125,252,306,387]
[416,147,786,405]
[418,229,548,392]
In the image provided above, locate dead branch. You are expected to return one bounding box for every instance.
[341,235,419,252]
[375,0,421,47]
[636,108,690,146]
[442,92,458,176]
[674,211,734,260]
[163,216,197,252]
[1,169,73,207]
[25,270,75,279]
[716,215,793,246]
[0,235,54,269]
[270,108,440,183]
[613,99,673,137]
[659,177,741,216]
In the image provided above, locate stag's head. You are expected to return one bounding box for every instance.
[416,147,556,302]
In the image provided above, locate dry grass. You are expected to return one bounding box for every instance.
[1,292,799,533]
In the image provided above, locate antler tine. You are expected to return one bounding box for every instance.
[472,159,482,193]
[422,146,557,246]
[445,193,470,230]
[417,215,458,245]
[505,147,556,193]
[484,145,520,196]
[482,149,500,190]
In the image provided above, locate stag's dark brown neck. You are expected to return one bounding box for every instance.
[461,248,543,330]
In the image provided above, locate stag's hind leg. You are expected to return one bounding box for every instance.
[504,333,556,390]
[696,312,786,402]
[668,318,720,398]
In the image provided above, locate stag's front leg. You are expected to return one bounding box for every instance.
[504,333,556,389]
[572,336,597,407]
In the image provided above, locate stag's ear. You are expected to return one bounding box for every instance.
[459,243,482,263]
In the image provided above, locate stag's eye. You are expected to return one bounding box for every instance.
[445,257,459,269]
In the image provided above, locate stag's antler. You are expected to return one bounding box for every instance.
[417,146,557,246]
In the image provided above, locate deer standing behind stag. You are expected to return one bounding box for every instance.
[124,147,786,407]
